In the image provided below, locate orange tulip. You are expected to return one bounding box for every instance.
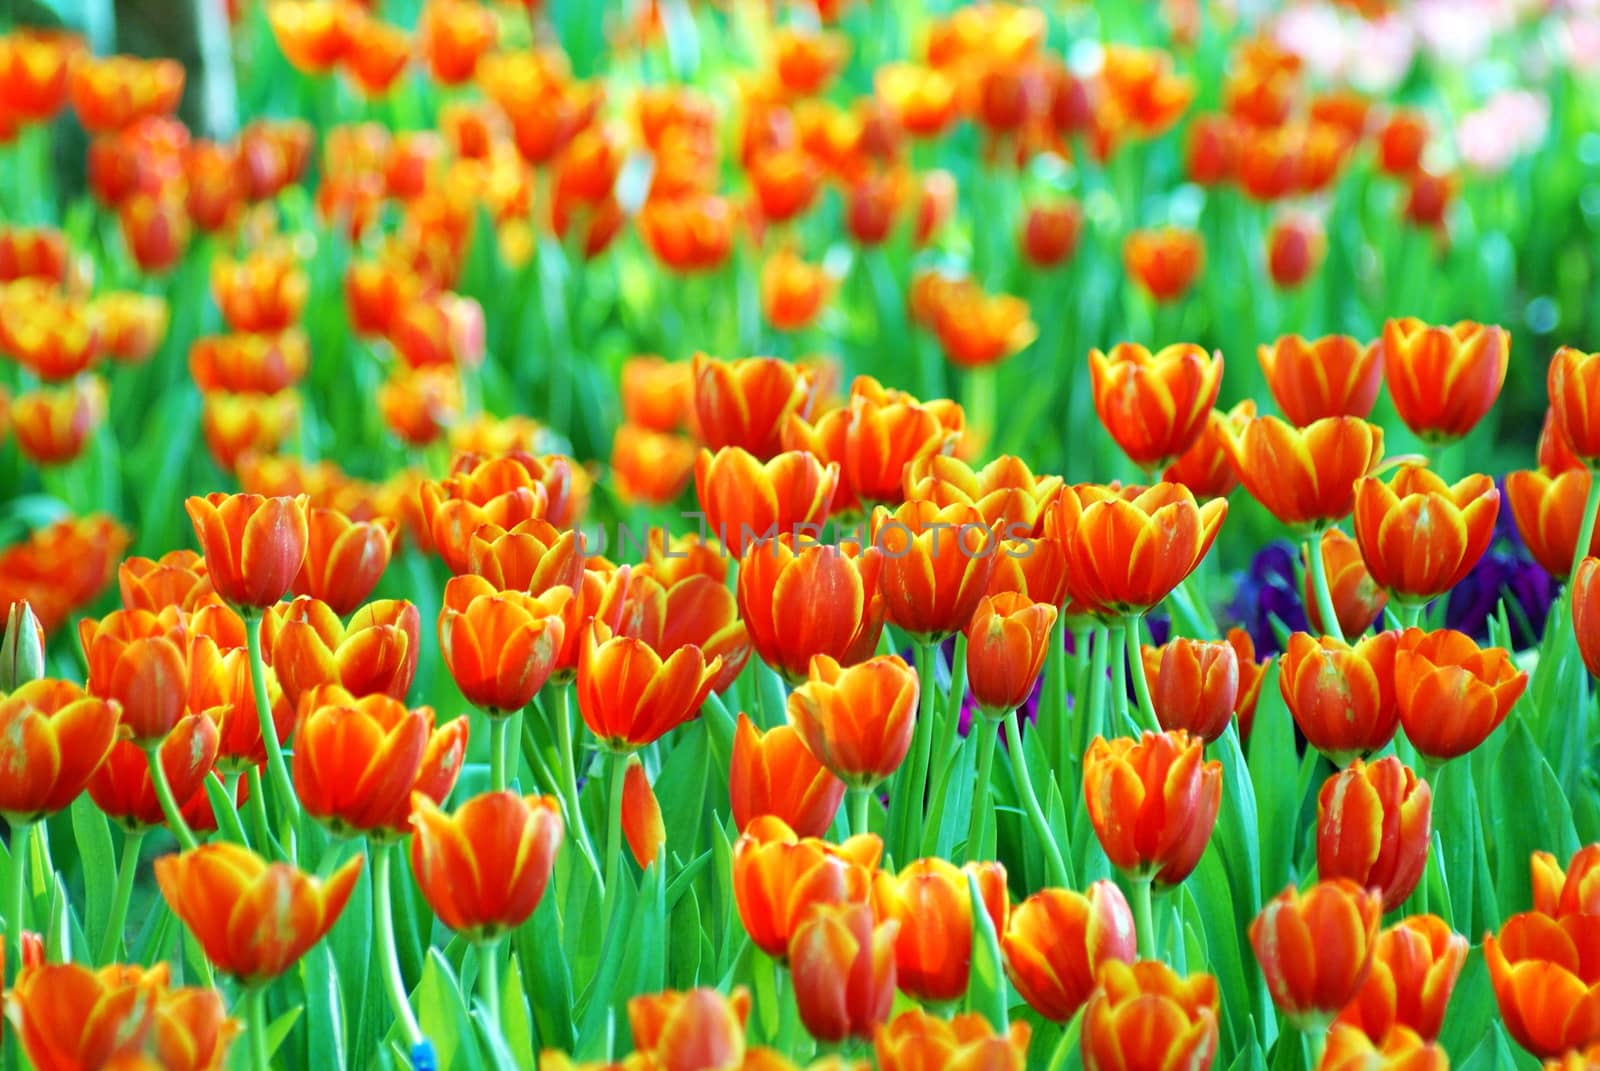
[1088,343,1223,470]
[92,291,168,364]
[462,518,583,597]
[964,593,1057,714]
[0,30,86,123]
[119,191,190,275]
[874,858,1007,1003]
[1336,914,1467,1043]
[1231,627,1268,744]
[1050,482,1227,615]
[621,355,693,433]
[293,687,466,837]
[149,984,242,1071]
[185,634,293,773]
[0,286,99,381]
[418,0,496,85]
[1163,400,1254,501]
[379,366,462,448]
[11,375,106,466]
[1003,882,1137,1023]
[1576,559,1600,680]
[761,248,834,332]
[188,331,310,395]
[155,843,362,984]
[201,389,301,473]
[1394,627,1527,761]
[1227,414,1387,532]
[783,381,959,511]
[690,353,815,460]
[1508,468,1600,577]
[4,963,158,1070]
[1549,346,1600,463]
[0,225,70,285]
[1352,464,1499,605]
[78,608,189,744]
[750,148,822,225]
[1278,630,1399,765]
[1122,227,1204,303]
[637,194,736,274]
[630,988,751,1071]
[871,499,999,641]
[730,714,844,838]
[1083,731,1222,886]
[1316,756,1431,910]
[875,63,959,138]
[986,532,1071,608]
[621,755,665,868]
[88,713,218,831]
[1381,318,1510,444]
[875,1009,1031,1071]
[694,447,838,555]
[1404,170,1454,231]
[640,529,728,589]
[1266,213,1326,290]
[288,507,395,615]
[928,282,1037,370]
[1081,960,1219,1071]
[611,424,697,506]
[577,621,721,751]
[438,574,569,714]
[390,291,486,370]
[903,454,1062,533]
[267,0,354,73]
[409,790,563,941]
[548,564,635,683]
[1250,879,1382,1027]
[342,14,410,96]
[1146,637,1238,743]
[184,493,309,610]
[0,679,121,822]
[420,451,585,573]
[731,815,879,959]
[1486,910,1600,1059]
[118,550,212,613]
[1378,109,1427,176]
[737,536,884,684]
[1301,528,1387,642]
[1019,199,1083,268]
[1534,846,1600,919]
[772,27,850,95]
[1257,333,1383,427]
[787,654,918,789]
[211,247,308,334]
[1321,1025,1447,1071]
[260,595,406,702]
[789,901,898,1043]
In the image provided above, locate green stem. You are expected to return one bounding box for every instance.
[1109,626,1134,737]
[1397,602,1425,631]
[373,843,423,1048]
[247,986,271,1071]
[895,640,940,867]
[1572,471,1600,592]
[1062,625,1089,787]
[552,688,604,890]
[1005,710,1070,887]
[1084,626,1109,755]
[1304,531,1344,643]
[1044,1008,1084,1071]
[146,745,200,852]
[1124,614,1159,732]
[848,785,871,839]
[5,822,31,990]
[478,940,502,1031]
[1131,875,1156,960]
[99,828,145,964]
[966,716,999,861]
[245,766,273,853]
[489,715,511,793]
[598,752,629,940]
[246,611,298,838]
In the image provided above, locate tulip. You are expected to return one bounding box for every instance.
[965,593,1057,715]
[1394,627,1528,761]
[1316,757,1432,910]
[11,375,107,465]
[184,493,310,611]
[1146,637,1239,743]
[1486,911,1600,1059]
[1250,879,1383,1029]
[1003,882,1138,1023]
[1336,914,1467,1043]
[1352,464,1500,608]
[438,574,570,714]
[730,714,845,838]
[267,0,353,73]
[1533,845,1600,919]
[788,901,898,1043]
[784,377,960,509]
[118,550,213,613]
[1266,214,1326,290]
[78,608,189,744]
[690,353,815,459]
[737,536,885,684]
[266,597,419,708]
[410,791,564,941]
[188,331,309,394]
[986,533,1071,608]
[1278,630,1400,766]
[1050,482,1227,615]
[1508,468,1600,578]
[1081,960,1219,1071]
[875,1009,1031,1071]
[902,454,1062,532]
[629,988,751,1071]
[93,290,169,363]
[419,0,497,84]
[643,529,728,588]
[293,688,467,838]
[419,452,578,574]
[0,601,45,692]
[1230,628,1269,743]
[155,843,362,984]
[577,620,722,751]
[761,248,834,331]
[0,287,99,381]
[0,679,122,823]
[928,282,1037,369]
[1224,415,1385,532]
[1088,343,1223,470]
[628,573,751,695]
[787,654,918,789]
[731,815,880,960]
[1300,528,1387,642]
[1019,199,1083,268]
[1257,333,1383,427]
[89,714,218,831]
[1380,318,1510,444]
[187,634,293,773]
[150,984,242,1071]
[1575,559,1600,680]
[875,63,959,138]
[1321,1025,1447,1071]
[551,564,635,682]
[612,424,698,506]
[621,755,665,869]
[211,246,308,334]
[693,447,839,555]
[289,508,396,615]
[201,390,301,473]
[638,194,735,273]
[3,963,158,1069]
[871,499,999,641]
[875,858,1008,1002]
[622,355,693,433]
[1546,1044,1600,1071]
[1083,731,1222,888]
[1549,346,1600,464]
[1164,400,1255,501]
[1122,227,1205,303]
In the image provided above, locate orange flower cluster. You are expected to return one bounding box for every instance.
[0,514,127,636]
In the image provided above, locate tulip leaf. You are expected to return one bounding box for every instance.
[264,1005,305,1064]
[574,872,638,1056]
[1438,947,1494,1060]
[1434,758,1482,936]
[710,820,746,981]
[964,870,1009,1032]
[668,882,704,989]
[1492,719,1580,912]
[417,949,483,1071]
[1266,1027,1309,1071]
[1244,667,1298,901]
[498,955,538,1071]
[655,719,712,863]
[202,775,251,848]
[470,1008,524,1071]
[1225,1037,1266,1071]
[303,944,348,1071]
[69,797,116,958]
[516,886,575,1053]
[1180,852,1254,1056]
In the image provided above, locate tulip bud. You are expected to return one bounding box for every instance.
[0,601,46,691]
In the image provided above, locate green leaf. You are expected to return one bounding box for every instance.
[303,944,348,1071]
[1493,719,1581,912]
[1182,852,1256,1056]
[1245,667,1298,900]
[499,956,539,1071]
[69,797,116,957]
[470,1008,524,1071]
[202,774,251,848]
[265,1005,306,1063]
[655,720,711,864]
[1434,759,1480,936]
[1439,947,1493,1060]
[668,883,705,990]
[574,872,638,1056]
[963,871,1008,1031]
[417,949,484,1071]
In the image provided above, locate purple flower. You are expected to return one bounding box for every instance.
[1224,540,1307,657]
[1444,544,1555,649]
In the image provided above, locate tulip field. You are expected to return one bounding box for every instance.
[6,0,1600,1068]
